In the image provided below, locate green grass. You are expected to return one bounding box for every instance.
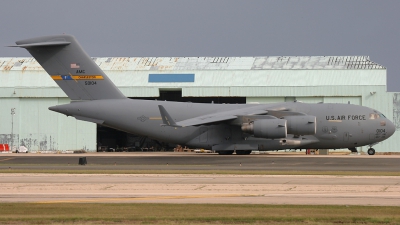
[0,203,399,224]
[1,168,400,176]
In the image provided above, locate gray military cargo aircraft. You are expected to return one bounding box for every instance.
[10,35,395,155]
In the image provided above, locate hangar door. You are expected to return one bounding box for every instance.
[97,90,245,151]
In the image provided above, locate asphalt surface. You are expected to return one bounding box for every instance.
[1,152,400,205]
[1,174,400,205]
[1,152,399,172]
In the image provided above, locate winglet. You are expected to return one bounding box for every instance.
[158,105,181,127]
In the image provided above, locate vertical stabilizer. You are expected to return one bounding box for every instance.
[11,35,126,100]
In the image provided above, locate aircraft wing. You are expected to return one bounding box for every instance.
[173,114,237,127]
[159,105,268,127]
[267,110,307,117]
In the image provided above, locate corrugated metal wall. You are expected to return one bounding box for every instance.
[0,97,95,151]
[0,69,386,91]
[107,70,386,88]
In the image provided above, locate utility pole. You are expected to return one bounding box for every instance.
[11,108,15,151]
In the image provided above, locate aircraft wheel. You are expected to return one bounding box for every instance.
[217,150,234,155]
[367,148,375,155]
[16,150,19,154]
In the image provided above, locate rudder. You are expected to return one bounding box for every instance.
[11,35,126,100]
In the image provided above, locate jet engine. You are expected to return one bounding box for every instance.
[283,115,316,135]
[242,119,287,139]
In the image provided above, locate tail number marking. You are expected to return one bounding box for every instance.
[376,129,386,134]
[85,81,97,85]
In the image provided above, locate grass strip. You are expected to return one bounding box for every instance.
[1,168,400,176]
[0,203,399,224]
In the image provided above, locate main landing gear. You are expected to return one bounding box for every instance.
[217,150,234,155]
[348,147,358,153]
[367,148,375,155]
[235,150,252,155]
[216,150,252,155]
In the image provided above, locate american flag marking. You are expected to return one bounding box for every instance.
[70,63,80,68]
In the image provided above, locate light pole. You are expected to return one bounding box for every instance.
[11,108,15,151]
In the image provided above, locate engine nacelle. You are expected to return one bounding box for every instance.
[283,115,316,135]
[242,119,287,139]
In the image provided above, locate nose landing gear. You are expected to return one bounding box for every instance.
[367,148,375,155]
[367,143,378,155]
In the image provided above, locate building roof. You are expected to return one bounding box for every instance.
[0,56,385,71]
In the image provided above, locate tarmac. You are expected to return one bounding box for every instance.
[0,152,399,205]
[1,152,400,171]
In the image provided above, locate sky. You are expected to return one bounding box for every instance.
[1,0,399,91]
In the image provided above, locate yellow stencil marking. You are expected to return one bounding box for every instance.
[72,75,104,80]
[51,75,104,81]
[149,117,162,120]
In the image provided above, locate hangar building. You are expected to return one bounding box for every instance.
[0,56,398,152]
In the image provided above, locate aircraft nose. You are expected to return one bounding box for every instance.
[386,119,396,138]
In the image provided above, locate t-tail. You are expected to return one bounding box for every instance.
[10,35,126,100]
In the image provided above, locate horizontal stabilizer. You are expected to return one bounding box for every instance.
[8,41,71,48]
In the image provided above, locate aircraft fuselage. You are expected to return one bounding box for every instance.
[49,99,395,151]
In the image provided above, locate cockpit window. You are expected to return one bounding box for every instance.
[370,111,387,119]
[369,113,380,119]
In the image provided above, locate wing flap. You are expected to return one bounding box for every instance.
[176,107,269,127]
[176,114,237,127]
[158,105,268,127]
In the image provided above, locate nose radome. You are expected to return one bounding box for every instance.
[386,119,396,138]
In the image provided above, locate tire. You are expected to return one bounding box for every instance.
[217,150,234,155]
[367,148,375,155]
[16,150,19,154]
[236,150,252,155]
